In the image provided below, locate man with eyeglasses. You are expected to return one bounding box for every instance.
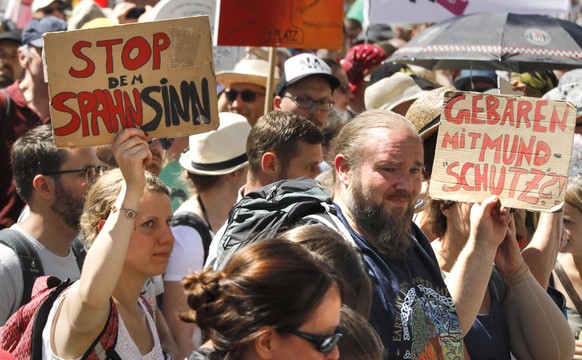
[273,53,340,130]
[0,125,101,324]
[0,16,67,230]
[31,0,67,20]
[216,58,277,126]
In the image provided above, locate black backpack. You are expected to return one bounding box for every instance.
[215,178,343,270]
[170,212,213,263]
[0,228,86,307]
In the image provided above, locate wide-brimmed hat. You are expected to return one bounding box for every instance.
[406,86,455,140]
[216,58,277,89]
[365,72,424,113]
[31,0,63,14]
[179,113,251,176]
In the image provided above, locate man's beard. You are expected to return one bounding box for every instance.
[347,178,415,261]
[51,179,84,232]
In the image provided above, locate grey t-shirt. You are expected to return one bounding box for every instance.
[0,225,81,324]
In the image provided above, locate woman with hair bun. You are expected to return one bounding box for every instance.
[183,238,344,360]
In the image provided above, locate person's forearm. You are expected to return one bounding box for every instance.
[446,238,497,336]
[79,185,141,307]
[521,211,563,289]
[504,266,575,360]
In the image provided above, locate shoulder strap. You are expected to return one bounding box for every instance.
[489,266,506,303]
[0,228,44,306]
[171,212,213,263]
[31,278,72,360]
[81,298,121,360]
[0,89,10,140]
[555,259,582,315]
[70,237,87,271]
[303,212,355,246]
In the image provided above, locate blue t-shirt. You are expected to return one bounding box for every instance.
[334,204,464,359]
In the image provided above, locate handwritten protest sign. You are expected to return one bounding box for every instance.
[429,91,575,211]
[215,0,343,49]
[143,0,246,72]
[44,16,218,148]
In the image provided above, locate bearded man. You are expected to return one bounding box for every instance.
[0,125,102,324]
[330,109,512,359]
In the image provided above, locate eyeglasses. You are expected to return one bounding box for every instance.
[42,165,106,185]
[147,137,174,150]
[283,328,342,353]
[338,83,351,94]
[283,95,334,112]
[225,89,265,103]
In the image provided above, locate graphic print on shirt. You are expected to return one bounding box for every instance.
[393,279,463,360]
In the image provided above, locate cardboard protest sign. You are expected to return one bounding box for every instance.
[143,0,245,72]
[429,91,575,211]
[215,0,343,49]
[44,16,218,148]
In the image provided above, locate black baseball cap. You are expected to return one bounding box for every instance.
[0,20,22,45]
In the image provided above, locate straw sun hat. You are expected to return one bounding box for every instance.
[216,58,278,89]
[179,113,251,176]
[405,86,455,140]
[365,72,424,114]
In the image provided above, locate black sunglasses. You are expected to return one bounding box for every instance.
[42,165,107,185]
[225,89,265,103]
[147,137,174,150]
[284,328,342,353]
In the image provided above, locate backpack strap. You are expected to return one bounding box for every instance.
[31,277,72,360]
[0,228,44,307]
[555,259,582,315]
[0,89,11,140]
[171,212,213,263]
[71,237,87,271]
[303,207,355,247]
[81,298,121,360]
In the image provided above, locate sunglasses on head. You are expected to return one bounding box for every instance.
[225,89,265,103]
[283,327,342,353]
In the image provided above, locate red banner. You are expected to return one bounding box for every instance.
[215,0,343,49]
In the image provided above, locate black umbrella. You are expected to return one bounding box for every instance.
[388,12,582,72]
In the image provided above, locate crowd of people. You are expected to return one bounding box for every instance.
[1,0,582,359]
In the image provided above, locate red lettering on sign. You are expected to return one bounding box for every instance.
[96,39,123,74]
[69,41,94,78]
[444,94,468,124]
[533,100,548,133]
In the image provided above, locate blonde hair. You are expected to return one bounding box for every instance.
[566,176,582,213]
[80,169,169,247]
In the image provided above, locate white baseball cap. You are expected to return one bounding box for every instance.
[276,53,340,96]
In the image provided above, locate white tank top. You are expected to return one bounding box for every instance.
[42,283,165,359]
